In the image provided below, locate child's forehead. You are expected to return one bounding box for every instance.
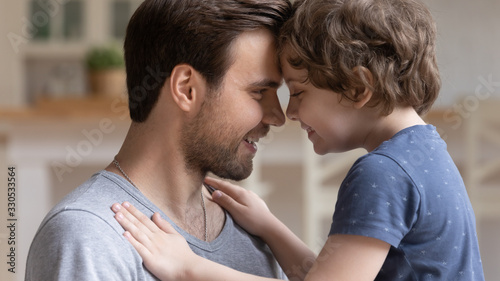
[278,47,302,69]
[280,58,308,84]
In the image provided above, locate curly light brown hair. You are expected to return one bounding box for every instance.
[279,0,441,115]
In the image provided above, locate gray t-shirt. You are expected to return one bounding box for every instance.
[26,170,285,280]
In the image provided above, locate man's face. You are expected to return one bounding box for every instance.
[181,28,285,180]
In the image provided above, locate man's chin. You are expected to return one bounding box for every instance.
[211,163,253,182]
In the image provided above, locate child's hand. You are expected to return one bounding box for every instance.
[205,177,278,239]
[111,202,198,281]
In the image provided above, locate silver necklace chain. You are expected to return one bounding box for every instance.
[112,159,208,242]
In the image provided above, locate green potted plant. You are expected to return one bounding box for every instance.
[85,44,126,98]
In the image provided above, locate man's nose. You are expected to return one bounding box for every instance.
[262,94,285,127]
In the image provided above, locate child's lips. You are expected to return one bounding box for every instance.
[302,126,315,138]
[307,128,315,138]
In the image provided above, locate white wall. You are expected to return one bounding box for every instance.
[424,0,500,108]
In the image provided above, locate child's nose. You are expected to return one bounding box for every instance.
[286,99,298,121]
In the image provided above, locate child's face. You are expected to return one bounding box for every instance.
[281,54,363,155]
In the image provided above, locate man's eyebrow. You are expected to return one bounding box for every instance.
[249,78,283,89]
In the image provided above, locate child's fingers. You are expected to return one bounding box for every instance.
[114,210,154,251]
[112,202,159,249]
[211,190,243,213]
[113,210,153,246]
[121,202,160,232]
[112,202,178,237]
[151,212,178,235]
[204,177,245,202]
[123,230,153,260]
[122,202,177,236]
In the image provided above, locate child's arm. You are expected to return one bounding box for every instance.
[206,178,389,280]
[205,177,316,279]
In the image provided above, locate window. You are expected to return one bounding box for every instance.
[30,0,84,41]
[63,1,84,39]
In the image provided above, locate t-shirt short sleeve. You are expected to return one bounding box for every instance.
[329,153,420,247]
[26,210,151,281]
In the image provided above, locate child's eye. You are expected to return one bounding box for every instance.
[290,91,304,97]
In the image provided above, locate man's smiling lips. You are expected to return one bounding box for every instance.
[243,137,259,153]
[242,126,270,154]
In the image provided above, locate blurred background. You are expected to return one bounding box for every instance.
[0,0,499,280]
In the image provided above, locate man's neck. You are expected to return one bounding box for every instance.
[105,122,210,230]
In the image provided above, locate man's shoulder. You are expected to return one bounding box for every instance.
[37,171,139,238]
[26,171,158,280]
[26,209,148,280]
[48,171,124,215]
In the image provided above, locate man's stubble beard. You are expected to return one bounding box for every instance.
[180,99,254,181]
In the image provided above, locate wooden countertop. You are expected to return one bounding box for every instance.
[0,96,131,121]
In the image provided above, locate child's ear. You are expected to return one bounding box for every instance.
[169,64,205,115]
[352,66,374,109]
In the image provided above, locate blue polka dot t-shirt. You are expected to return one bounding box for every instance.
[329,125,485,280]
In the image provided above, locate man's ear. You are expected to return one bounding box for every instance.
[352,66,374,110]
[169,64,205,114]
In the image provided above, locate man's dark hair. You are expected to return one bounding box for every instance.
[124,0,292,122]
